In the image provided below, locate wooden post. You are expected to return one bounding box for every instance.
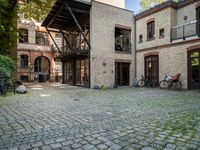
[66,4,91,49]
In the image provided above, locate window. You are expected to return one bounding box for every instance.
[55,33,62,49]
[36,32,49,45]
[139,34,143,43]
[20,55,28,68]
[147,21,155,40]
[159,28,164,38]
[19,29,28,43]
[115,28,131,52]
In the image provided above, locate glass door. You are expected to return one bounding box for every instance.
[145,55,159,86]
[188,51,200,89]
[115,62,130,86]
[75,59,89,87]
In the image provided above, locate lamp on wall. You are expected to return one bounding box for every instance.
[149,62,152,68]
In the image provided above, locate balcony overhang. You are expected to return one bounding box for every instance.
[42,0,91,31]
[55,50,89,61]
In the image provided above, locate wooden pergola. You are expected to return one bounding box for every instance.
[42,0,91,56]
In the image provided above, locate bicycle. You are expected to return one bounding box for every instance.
[159,73,182,90]
[137,75,154,87]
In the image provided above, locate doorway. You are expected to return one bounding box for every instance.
[188,50,200,89]
[34,56,50,82]
[115,62,130,86]
[76,59,89,86]
[145,55,159,85]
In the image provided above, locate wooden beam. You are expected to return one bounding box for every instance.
[47,1,68,27]
[46,27,62,55]
[60,30,73,52]
[66,4,91,49]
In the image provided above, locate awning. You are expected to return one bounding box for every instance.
[42,0,91,31]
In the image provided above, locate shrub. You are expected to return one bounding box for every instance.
[0,55,15,83]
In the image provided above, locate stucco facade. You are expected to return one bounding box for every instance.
[90,1,135,88]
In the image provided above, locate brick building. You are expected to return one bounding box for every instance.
[41,0,200,89]
[136,0,200,89]
[42,0,135,88]
[17,19,62,82]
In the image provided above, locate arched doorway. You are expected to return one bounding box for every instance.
[145,55,159,86]
[34,56,50,82]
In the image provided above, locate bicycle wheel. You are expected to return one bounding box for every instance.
[159,80,169,89]
[137,79,145,87]
[173,81,182,90]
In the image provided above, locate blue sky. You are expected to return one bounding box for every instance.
[125,0,140,14]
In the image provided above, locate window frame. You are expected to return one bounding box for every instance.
[20,55,29,69]
[36,31,50,46]
[115,27,131,52]
[19,28,28,43]
[139,34,143,43]
[159,28,165,38]
[147,21,155,41]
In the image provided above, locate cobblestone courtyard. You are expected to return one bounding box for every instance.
[0,83,200,150]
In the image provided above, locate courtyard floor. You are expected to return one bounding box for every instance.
[0,83,200,150]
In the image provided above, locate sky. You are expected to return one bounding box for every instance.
[125,0,140,14]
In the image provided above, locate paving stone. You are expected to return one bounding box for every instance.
[41,145,51,150]
[82,144,95,150]
[91,140,101,145]
[71,143,82,149]
[32,142,43,148]
[50,143,62,149]
[97,144,108,150]
[142,147,156,150]
[1,83,200,150]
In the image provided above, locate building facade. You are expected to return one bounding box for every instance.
[41,0,199,89]
[136,0,200,89]
[42,0,135,88]
[17,19,62,82]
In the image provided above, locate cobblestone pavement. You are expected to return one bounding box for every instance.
[0,83,200,150]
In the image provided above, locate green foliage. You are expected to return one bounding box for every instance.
[0,55,15,83]
[0,0,18,55]
[19,0,56,21]
[139,0,179,10]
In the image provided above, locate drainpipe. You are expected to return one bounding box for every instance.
[134,15,137,84]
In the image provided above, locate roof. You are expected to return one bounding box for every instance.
[42,0,91,31]
[136,0,198,20]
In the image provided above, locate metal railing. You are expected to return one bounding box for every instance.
[171,20,199,41]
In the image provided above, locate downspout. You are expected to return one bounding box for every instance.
[134,14,137,84]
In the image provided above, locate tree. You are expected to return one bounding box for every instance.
[0,0,18,55]
[140,0,179,10]
[19,0,56,21]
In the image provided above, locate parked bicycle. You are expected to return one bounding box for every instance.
[0,74,7,96]
[137,75,157,87]
[159,73,182,90]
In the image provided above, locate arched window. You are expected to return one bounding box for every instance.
[147,21,155,40]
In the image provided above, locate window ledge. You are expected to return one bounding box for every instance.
[146,37,155,41]
[138,41,143,43]
[115,51,132,54]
